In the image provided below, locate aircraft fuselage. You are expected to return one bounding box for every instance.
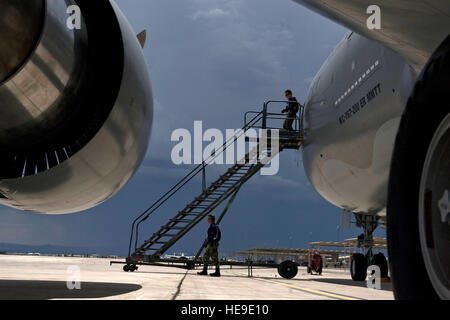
[302,32,416,217]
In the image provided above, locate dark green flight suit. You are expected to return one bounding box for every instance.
[203,224,219,267]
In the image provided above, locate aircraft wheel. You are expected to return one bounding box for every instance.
[123,265,130,272]
[387,36,450,299]
[278,261,298,279]
[129,265,137,272]
[371,253,389,278]
[350,253,367,281]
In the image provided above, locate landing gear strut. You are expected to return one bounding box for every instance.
[350,214,387,281]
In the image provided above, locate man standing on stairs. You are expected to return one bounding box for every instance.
[197,215,221,277]
[282,89,300,131]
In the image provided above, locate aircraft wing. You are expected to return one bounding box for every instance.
[292,0,450,73]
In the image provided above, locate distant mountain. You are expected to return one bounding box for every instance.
[0,243,124,256]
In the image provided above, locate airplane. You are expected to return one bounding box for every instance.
[163,253,195,260]
[0,0,153,214]
[292,0,450,299]
[0,0,448,301]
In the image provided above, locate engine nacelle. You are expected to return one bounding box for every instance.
[0,0,153,214]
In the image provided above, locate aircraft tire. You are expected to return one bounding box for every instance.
[278,261,298,279]
[387,36,450,299]
[350,253,367,281]
[370,253,388,279]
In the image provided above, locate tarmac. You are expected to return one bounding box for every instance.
[0,255,394,300]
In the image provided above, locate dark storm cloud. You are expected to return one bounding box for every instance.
[127,0,351,161]
[0,0,386,254]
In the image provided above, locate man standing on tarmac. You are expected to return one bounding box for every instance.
[197,215,221,277]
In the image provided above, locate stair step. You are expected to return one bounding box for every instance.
[184,212,205,217]
[186,204,209,208]
[130,132,291,258]
[162,226,184,230]
[207,192,225,195]
[201,197,220,202]
[213,182,234,186]
[169,219,193,223]
[136,247,157,252]
[147,233,177,241]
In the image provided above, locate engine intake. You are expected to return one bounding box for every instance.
[0,0,153,214]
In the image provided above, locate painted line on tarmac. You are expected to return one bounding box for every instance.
[253,277,361,300]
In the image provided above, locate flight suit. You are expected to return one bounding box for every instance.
[198,223,221,276]
[203,223,220,267]
[202,240,219,267]
[282,97,299,131]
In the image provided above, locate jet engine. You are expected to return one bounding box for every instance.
[0,0,154,214]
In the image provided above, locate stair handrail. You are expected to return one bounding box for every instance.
[128,110,264,257]
[245,100,305,135]
[128,99,306,258]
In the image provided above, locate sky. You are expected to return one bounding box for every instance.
[0,0,385,256]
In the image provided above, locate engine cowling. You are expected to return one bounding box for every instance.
[0,0,154,214]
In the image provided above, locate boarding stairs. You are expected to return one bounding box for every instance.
[127,101,305,264]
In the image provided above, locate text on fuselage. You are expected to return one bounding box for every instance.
[339,83,382,125]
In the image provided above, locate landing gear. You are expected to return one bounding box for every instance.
[387,36,450,300]
[278,260,298,279]
[351,253,367,281]
[350,214,385,282]
[351,252,387,281]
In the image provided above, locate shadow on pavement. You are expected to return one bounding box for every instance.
[0,280,142,300]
